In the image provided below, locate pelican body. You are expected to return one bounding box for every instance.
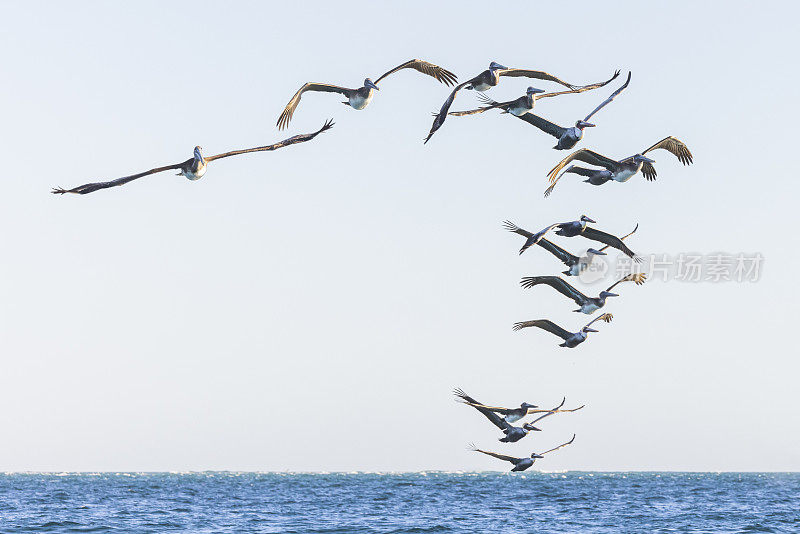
[467,62,506,91]
[346,79,379,109]
[555,215,595,237]
[179,146,207,181]
[503,87,546,116]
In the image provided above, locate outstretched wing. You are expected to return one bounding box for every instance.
[605,272,647,292]
[453,388,509,431]
[512,320,571,341]
[468,444,519,464]
[373,59,457,86]
[535,70,621,100]
[583,71,631,123]
[546,149,620,183]
[640,136,693,181]
[51,159,190,195]
[502,220,533,238]
[535,238,579,265]
[496,68,576,89]
[585,313,613,329]
[206,120,334,162]
[423,80,473,143]
[598,223,637,253]
[528,397,567,426]
[539,434,576,456]
[519,276,589,305]
[581,227,638,259]
[514,113,567,139]
[277,82,352,130]
[462,402,514,416]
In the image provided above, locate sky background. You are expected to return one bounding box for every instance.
[0,1,797,472]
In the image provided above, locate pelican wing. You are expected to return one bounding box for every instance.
[512,319,571,341]
[535,238,579,265]
[373,59,457,86]
[502,220,533,239]
[598,223,637,253]
[539,434,576,456]
[583,71,631,122]
[206,120,334,162]
[535,70,621,100]
[496,69,576,89]
[605,272,647,293]
[447,93,514,117]
[528,397,567,426]
[581,227,638,259]
[462,402,516,416]
[469,444,519,464]
[519,276,589,305]
[423,80,473,143]
[453,388,509,431]
[546,149,620,183]
[51,160,190,195]
[277,82,352,130]
[585,313,613,329]
[640,136,693,181]
[514,113,567,139]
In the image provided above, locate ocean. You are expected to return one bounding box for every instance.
[0,472,796,533]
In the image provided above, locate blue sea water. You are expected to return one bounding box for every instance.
[0,472,797,533]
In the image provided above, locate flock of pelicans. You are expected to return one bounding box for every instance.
[50,57,693,471]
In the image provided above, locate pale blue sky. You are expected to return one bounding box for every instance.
[0,1,797,472]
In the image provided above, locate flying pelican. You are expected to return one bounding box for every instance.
[276,59,457,129]
[455,389,580,443]
[469,434,576,472]
[457,395,585,424]
[471,71,631,150]
[532,224,638,276]
[520,273,647,314]
[544,136,693,196]
[502,220,561,255]
[423,63,616,143]
[52,120,335,195]
[513,313,613,348]
[550,216,640,260]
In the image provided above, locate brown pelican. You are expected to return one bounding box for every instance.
[513,313,613,348]
[455,389,581,443]
[52,120,334,195]
[549,216,640,261]
[520,273,647,314]
[276,59,457,129]
[456,393,585,424]
[544,136,693,196]
[423,63,616,143]
[472,71,631,150]
[533,224,637,276]
[469,434,576,472]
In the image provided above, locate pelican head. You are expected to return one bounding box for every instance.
[580,215,596,224]
[522,423,542,432]
[489,62,507,71]
[526,86,545,95]
[364,78,380,91]
[520,402,538,410]
[576,120,595,129]
[586,248,607,257]
[599,291,619,299]
[530,452,545,459]
[633,154,654,164]
[193,146,204,161]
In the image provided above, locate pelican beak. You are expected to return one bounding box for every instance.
[639,155,655,163]
[531,453,545,459]
[588,248,606,256]
[607,292,619,298]
[581,121,596,128]
[582,216,597,224]
[528,87,545,94]
[584,328,599,333]
[366,80,380,91]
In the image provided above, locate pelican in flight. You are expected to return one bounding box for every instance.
[423,63,615,143]
[531,224,638,276]
[52,120,334,195]
[455,389,581,443]
[276,59,457,129]
[456,393,585,424]
[520,273,647,314]
[474,71,631,150]
[544,136,693,196]
[513,313,613,348]
[469,434,576,472]
[550,216,640,260]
